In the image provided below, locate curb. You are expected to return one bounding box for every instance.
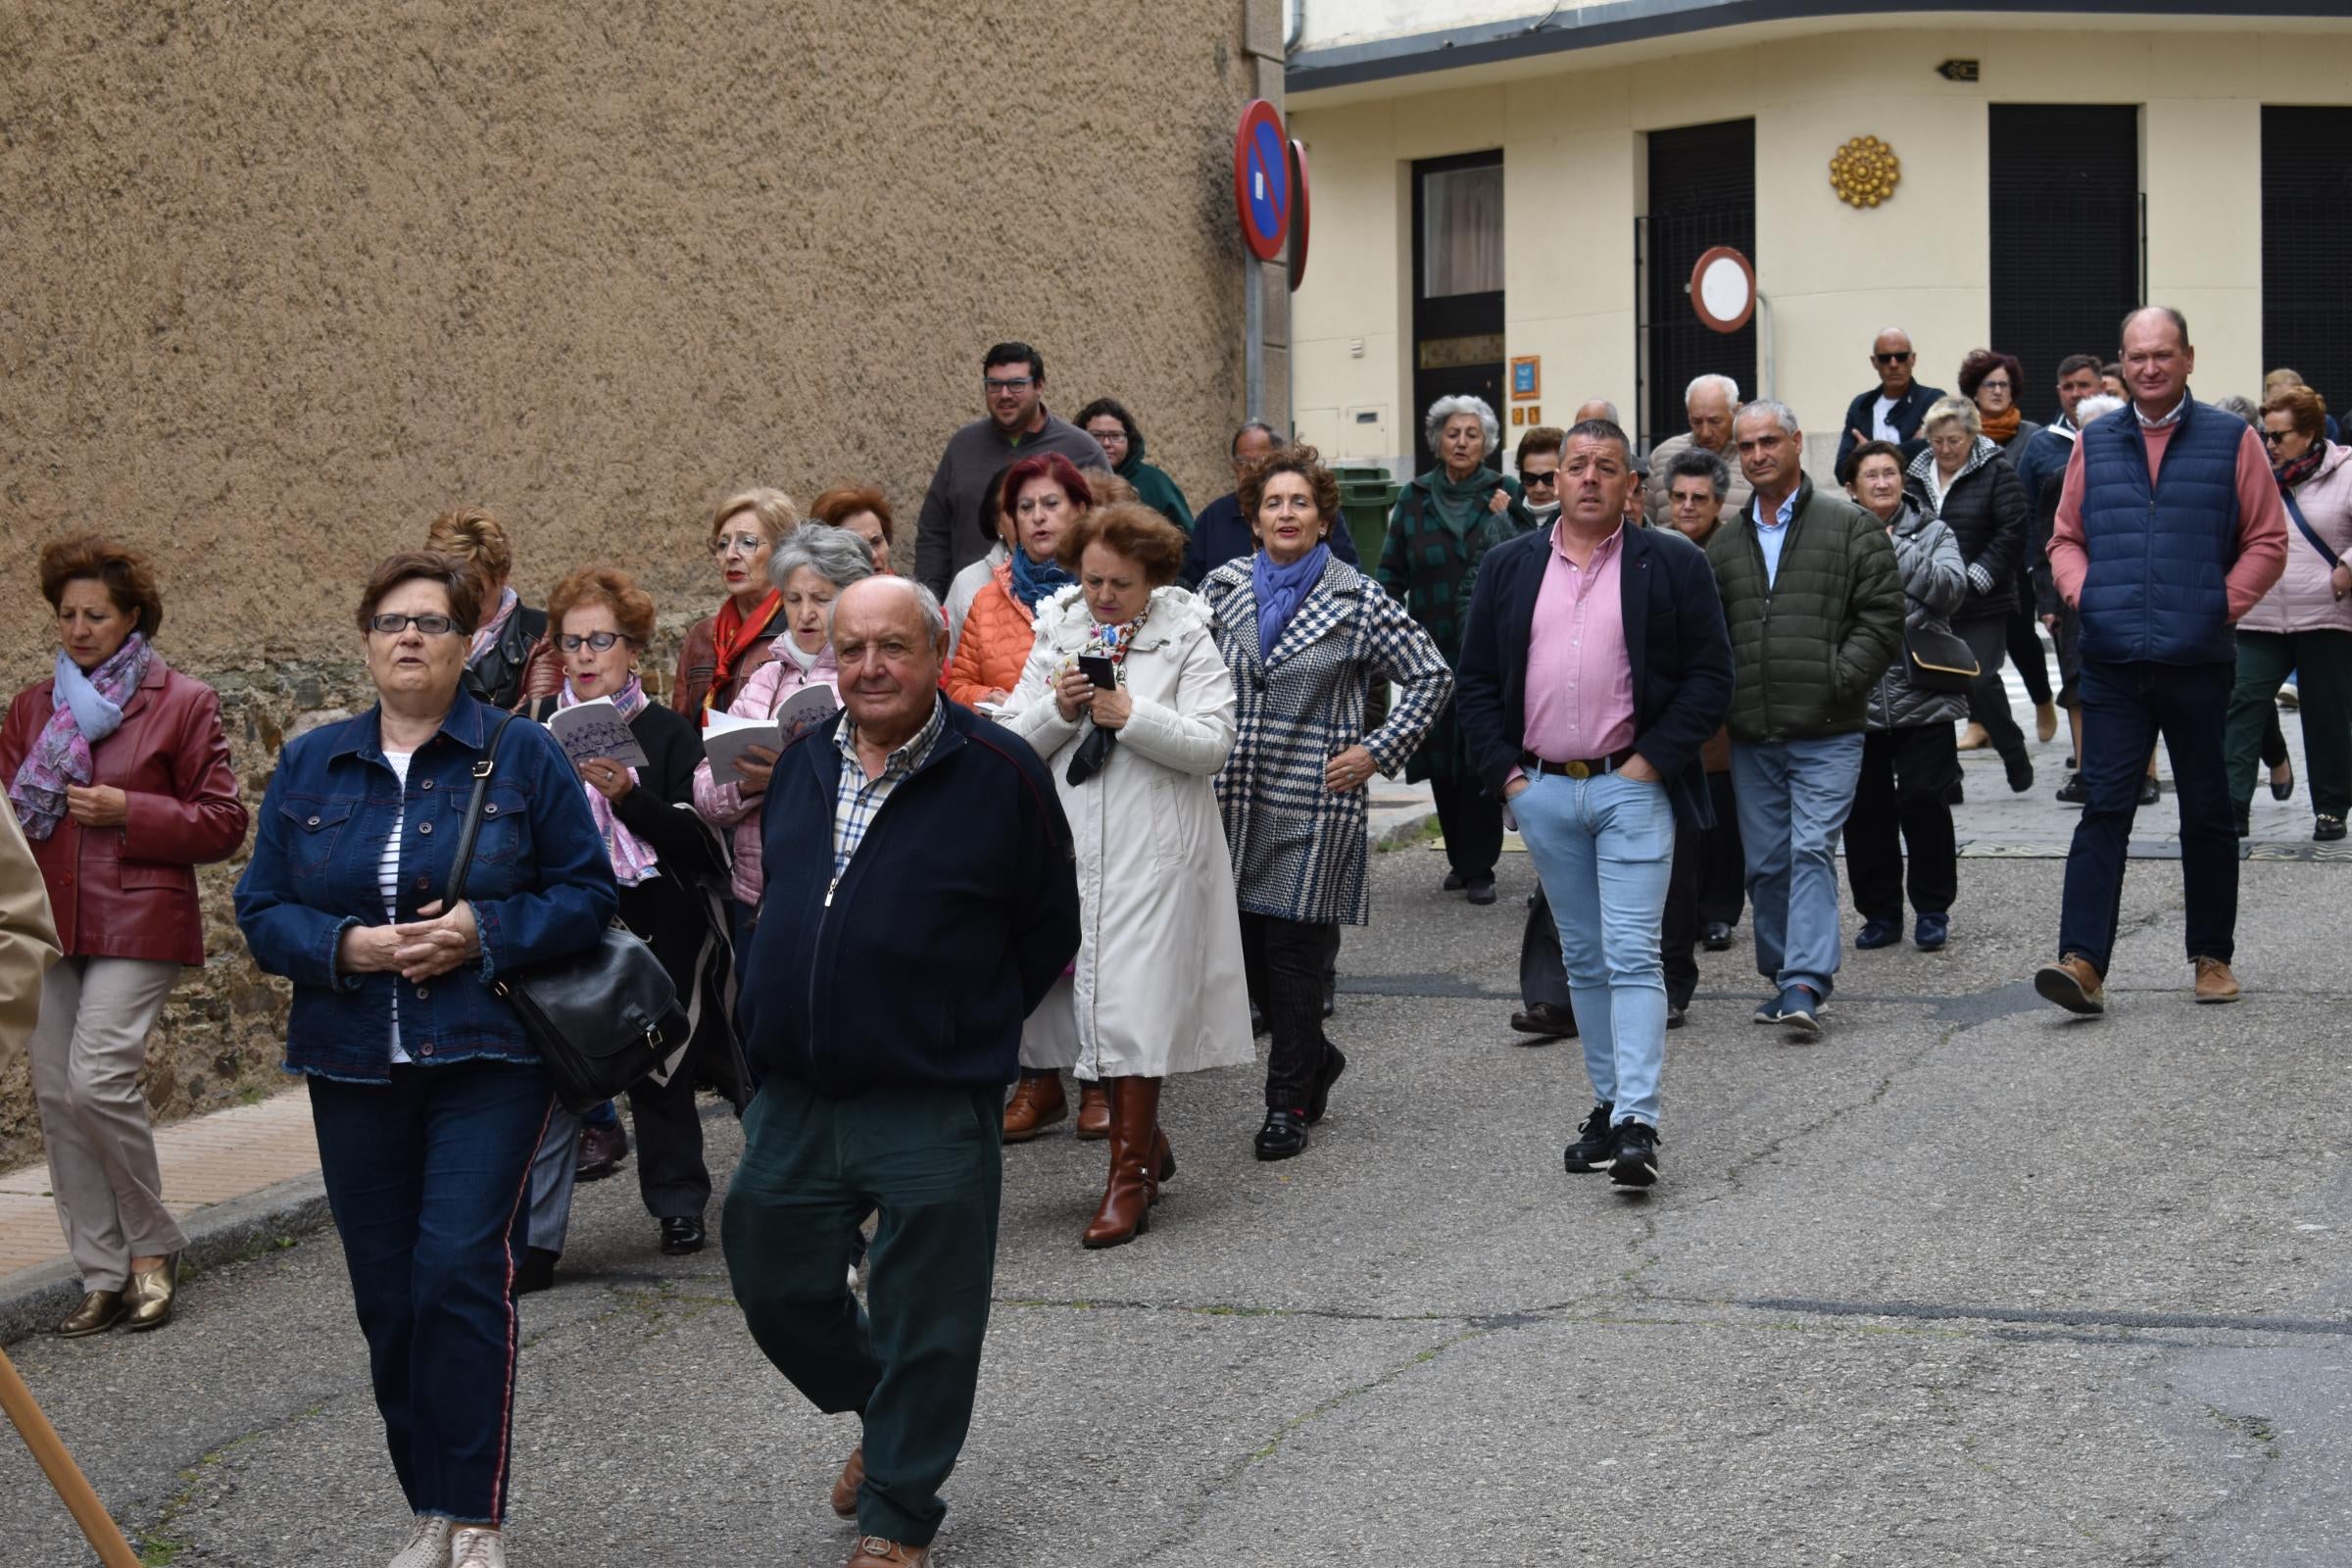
[1370,806,1439,852]
[0,1170,334,1348]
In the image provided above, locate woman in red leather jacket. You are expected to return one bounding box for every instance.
[1,536,248,1337]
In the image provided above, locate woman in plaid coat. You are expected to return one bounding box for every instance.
[1202,446,1453,1161]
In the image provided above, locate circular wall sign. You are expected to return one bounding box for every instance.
[1830,135,1901,208]
[1287,137,1311,291]
[1233,99,1290,263]
[1690,246,1756,334]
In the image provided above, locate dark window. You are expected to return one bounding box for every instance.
[1411,150,1504,473]
[2264,106,2352,416]
[1641,119,1755,452]
[1989,105,2140,420]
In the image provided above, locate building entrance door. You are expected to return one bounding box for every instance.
[2264,105,2352,414]
[1412,151,1504,472]
[1640,119,1755,453]
[1990,105,2140,419]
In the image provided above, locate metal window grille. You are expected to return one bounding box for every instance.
[1640,119,1755,451]
[1988,105,2140,417]
[2263,106,2352,414]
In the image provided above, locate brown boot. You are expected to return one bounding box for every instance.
[1075,1081,1111,1140]
[2034,954,2106,1015]
[1147,1127,1177,1207]
[1083,1077,1164,1249]
[2192,956,2241,1004]
[845,1537,929,1566]
[1001,1071,1067,1142]
[830,1443,863,1519]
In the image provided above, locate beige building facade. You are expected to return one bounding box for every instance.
[1285,4,2352,478]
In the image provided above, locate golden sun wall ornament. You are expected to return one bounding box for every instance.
[1830,135,1900,208]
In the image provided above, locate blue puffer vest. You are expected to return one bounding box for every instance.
[2076,396,2244,666]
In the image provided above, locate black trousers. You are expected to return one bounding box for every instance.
[1961,615,2029,765]
[1520,888,1569,1010]
[1695,770,1745,929]
[1661,816,1703,1010]
[1428,775,1504,882]
[1241,913,1339,1111]
[2006,593,2053,705]
[1846,724,1961,923]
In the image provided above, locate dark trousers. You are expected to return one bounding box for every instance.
[1428,774,1504,882]
[2059,659,2239,972]
[2228,628,2352,819]
[2007,595,2054,705]
[1240,912,1340,1110]
[1961,615,2029,764]
[1660,818,1702,1010]
[310,1061,555,1526]
[1847,724,1960,922]
[721,1077,1001,1548]
[1520,888,1569,1010]
[1696,770,1745,929]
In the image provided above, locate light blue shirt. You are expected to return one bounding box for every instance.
[1752,488,1799,588]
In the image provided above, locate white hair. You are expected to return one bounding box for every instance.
[1734,398,1801,438]
[826,574,949,654]
[2074,394,2126,427]
[769,522,877,592]
[1685,373,1740,408]
[1423,395,1500,462]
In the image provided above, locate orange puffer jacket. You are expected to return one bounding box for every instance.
[945,563,1041,709]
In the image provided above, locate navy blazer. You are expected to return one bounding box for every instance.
[1836,381,1949,477]
[1453,522,1735,831]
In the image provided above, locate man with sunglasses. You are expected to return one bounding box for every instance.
[1837,328,1947,478]
[913,340,1109,598]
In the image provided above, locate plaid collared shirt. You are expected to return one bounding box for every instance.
[831,696,946,882]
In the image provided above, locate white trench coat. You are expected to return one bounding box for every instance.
[1003,586,1256,1082]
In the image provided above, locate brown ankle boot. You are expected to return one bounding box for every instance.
[1002,1071,1067,1142]
[1083,1077,1164,1249]
[1147,1127,1176,1206]
[1074,1081,1111,1141]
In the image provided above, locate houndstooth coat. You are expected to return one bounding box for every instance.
[1201,554,1455,926]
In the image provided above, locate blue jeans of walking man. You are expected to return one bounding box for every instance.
[1731,733,1866,1001]
[1511,769,1676,1128]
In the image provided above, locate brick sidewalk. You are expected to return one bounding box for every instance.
[0,1088,319,1279]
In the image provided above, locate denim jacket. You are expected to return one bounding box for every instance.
[234,691,618,1083]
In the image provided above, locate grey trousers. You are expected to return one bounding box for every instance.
[29,956,188,1291]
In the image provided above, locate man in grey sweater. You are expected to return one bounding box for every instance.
[913,340,1109,596]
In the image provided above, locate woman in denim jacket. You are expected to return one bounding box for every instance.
[234,552,615,1568]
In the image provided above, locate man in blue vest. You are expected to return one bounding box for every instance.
[2035,307,2287,1015]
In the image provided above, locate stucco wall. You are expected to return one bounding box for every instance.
[1290,21,2352,478]
[0,1,1264,1166]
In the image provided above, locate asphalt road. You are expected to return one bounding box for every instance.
[5,843,2349,1566]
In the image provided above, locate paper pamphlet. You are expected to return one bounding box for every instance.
[545,698,651,769]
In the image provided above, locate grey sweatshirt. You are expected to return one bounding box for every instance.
[913,410,1110,595]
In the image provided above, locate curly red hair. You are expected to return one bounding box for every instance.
[39,535,164,637]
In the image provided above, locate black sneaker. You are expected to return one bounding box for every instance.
[1609,1121,1660,1188]
[2138,776,2161,808]
[1562,1102,1616,1173]
[1254,1107,1309,1161]
[1305,1046,1348,1126]
[2004,753,2034,793]
[1464,877,1498,906]
[1702,922,1734,952]
[2055,773,2088,805]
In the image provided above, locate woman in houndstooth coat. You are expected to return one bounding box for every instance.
[1200,445,1454,1162]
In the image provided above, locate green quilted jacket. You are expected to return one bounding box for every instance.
[1706,477,1906,742]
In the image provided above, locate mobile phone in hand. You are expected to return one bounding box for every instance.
[1078,655,1119,690]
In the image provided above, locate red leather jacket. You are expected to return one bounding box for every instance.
[0,658,249,964]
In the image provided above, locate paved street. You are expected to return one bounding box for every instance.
[5,768,2351,1565]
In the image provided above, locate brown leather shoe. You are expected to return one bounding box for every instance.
[1001,1071,1067,1142]
[1074,1081,1111,1140]
[1083,1077,1163,1249]
[846,1537,928,1567]
[830,1444,863,1519]
[2034,955,2106,1015]
[122,1254,179,1332]
[57,1289,124,1338]
[2192,956,2241,1004]
[576,1119,628,1181]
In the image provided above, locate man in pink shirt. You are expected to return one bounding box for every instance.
[1453,419,1734,1189]
[2035,307,2287,1016]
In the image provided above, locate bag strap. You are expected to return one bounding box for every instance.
[445,711,520,906]
[2283,489,2342,570]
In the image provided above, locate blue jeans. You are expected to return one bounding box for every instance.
[310,1061,555,1526]
[1730,733,1866,999]
[1511,770,1676,1128]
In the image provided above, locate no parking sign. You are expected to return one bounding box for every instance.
[1233,99,1291,264]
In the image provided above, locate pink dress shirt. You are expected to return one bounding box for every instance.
[1521,524,1638,762]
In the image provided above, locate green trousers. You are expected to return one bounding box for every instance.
[2226,628,2352,819]
[721,1076,1002,1547]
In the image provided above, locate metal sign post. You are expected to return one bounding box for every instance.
[1233,99,1291,424]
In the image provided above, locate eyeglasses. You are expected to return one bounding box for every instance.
[1980,379,2011,393]
[1873,352,1915,366]
[710,533,765,558]
[559,631,630,652]
[368,613,461,637]
[983,376,1036,394]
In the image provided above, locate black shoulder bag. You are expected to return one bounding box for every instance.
[446,713,691,1113]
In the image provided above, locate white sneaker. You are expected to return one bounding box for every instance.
[449,1527,507,1568]
[388,1516,450,1568]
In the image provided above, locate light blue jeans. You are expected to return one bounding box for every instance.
[1729,733,1866,1001]
[1511,769,1676,1129]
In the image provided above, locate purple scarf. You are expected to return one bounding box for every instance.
[9,634,153,840]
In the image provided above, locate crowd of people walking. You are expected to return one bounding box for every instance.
[2,314,2338,1567]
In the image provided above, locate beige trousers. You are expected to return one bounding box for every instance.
[29,956,186,1291]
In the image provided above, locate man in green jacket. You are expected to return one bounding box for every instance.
[1709,399,1905,1034]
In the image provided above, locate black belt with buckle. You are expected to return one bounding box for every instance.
[1522,748,1634,780]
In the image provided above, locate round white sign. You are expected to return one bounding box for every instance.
[1698,255,1751,322]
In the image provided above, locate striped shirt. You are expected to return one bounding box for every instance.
[381,752,413,1065]
[830,698,946,883]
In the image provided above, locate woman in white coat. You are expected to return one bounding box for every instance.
[1004,503,1255,1249]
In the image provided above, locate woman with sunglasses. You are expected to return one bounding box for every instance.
[673,487,799,720]
[236,552,615,1568]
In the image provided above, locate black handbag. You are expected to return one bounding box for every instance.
[446,713,691,1113]
[1903,621,1981,694]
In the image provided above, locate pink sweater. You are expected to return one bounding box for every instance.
[691,643,840,907]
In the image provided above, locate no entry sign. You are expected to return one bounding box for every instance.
[1234,99,1290,263]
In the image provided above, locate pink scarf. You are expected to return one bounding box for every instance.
[561,675,661,886]
[468,587,520,667]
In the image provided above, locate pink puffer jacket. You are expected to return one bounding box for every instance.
[691,642,840,907]
[2240,442,2352,636]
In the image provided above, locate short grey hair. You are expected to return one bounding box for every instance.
[1922,394,1982,438]
[2212,394,2260,426]
[2074,394,2126,427]
[1666,446,1733,502]
[1734,398,1801,439]
[1424,395,1500,461]
[825,574,949,655]
[769,522,877,593]
[1685,373,1740,408]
